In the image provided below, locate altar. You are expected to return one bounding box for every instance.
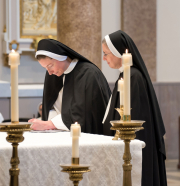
[0,132,145,186]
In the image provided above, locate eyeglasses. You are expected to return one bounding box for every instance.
[103,52,111,57]
[46,63,54,70]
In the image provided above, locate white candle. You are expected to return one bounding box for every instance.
[70,122,81,158]
[122,49,132,116]
[9,50,20,122]
[118,78,124,106]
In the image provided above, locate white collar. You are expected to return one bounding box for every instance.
[119,65,124,73]
[64,59,78,74]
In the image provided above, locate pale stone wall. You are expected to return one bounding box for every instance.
[122,0,156,82]
[57,0,101,69]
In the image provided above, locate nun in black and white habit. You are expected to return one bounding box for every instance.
[29,39,111,135]
[102,30,167,186]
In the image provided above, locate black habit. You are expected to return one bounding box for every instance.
[37,39,111,135]
[103,30,167,186]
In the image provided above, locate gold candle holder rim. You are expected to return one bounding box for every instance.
[0,121,31,124]
[0,122,32,132]
[60,164,91,186]
[60,164,91,169]
[110,120,145,127]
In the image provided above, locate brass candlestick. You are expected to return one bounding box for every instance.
[110,111,145,186]
[0,122,31,186]
[60,158,91,186]
[113,105,124,140]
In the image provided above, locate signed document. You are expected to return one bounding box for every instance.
[30,129,64,133]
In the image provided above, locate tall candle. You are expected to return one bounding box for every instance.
[122,49,132,116]
[70,122,81,158]
[118,78,124,106]
[9,50,20,122]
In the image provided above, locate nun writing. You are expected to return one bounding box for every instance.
[102,30,167,186]
[29,39,111,134]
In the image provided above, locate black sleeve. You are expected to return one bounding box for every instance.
[84,71,110,134]
[130,69,153,143]
[62,66,111,135]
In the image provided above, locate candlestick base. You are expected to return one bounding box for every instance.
[0,122,31,186]
[110,120,145,186]
[60,164,91,186]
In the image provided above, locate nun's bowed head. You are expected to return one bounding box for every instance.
[35,39,90,63]
[35,39,67,61]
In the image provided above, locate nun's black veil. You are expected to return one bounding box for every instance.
[37,39,91,62]
[109,30,166,156]
[38,39,111,136]
[38,39,92,122]
[104,30,167,186]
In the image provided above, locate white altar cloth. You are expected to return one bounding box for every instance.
[0,132,145,186]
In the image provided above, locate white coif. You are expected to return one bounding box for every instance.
[35,50,67,61]
[105,35,122,58]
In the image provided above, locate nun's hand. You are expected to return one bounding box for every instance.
[28,119,56,131]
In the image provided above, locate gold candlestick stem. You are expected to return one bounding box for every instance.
[10,142,20,185]
[0,122,31,186]
[110,120,145,186]
[123,139,132,186]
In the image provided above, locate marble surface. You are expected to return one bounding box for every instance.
[57,0,101,69]
[122,0,156,81]
[0,82,43,119]
[18,84,43,97]
[153,83,180,159]
[166,159,180,186]
[0,81,10,97]
[0,81,43,98]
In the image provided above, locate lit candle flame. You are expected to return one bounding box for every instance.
[121,78,123,80]
[12,49,15,53]
[75,122,78,124]
[126,49,128,54]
